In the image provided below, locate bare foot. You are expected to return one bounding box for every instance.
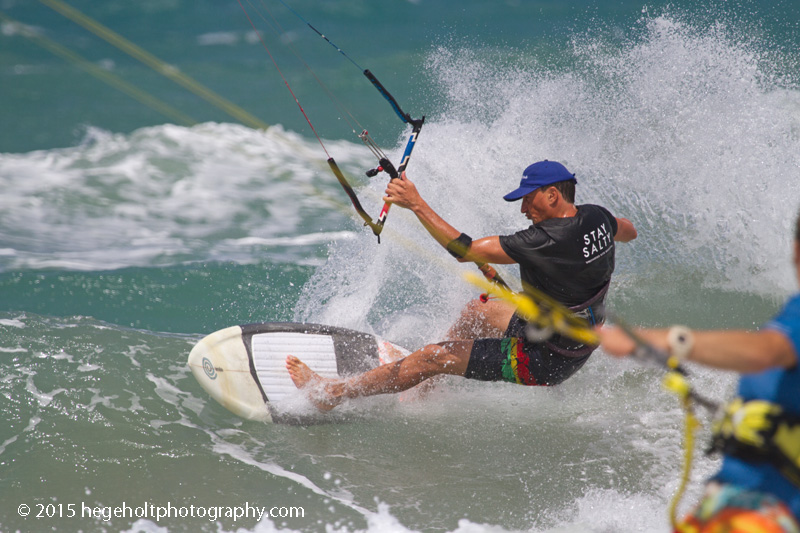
[285,355,341,411]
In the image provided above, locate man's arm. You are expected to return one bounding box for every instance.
[383,173,515,264]
[598,325,797,373]
[614,217,637,242]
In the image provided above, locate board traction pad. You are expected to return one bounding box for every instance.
[238,323,391,424]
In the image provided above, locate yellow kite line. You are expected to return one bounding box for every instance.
[37,0,269,131]
[0,11,197,127]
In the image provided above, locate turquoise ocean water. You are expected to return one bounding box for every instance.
[2,0,800,531]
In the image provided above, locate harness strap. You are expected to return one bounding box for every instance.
[570,280,611,313]
[709,397,800,488]
[543,281,611,357]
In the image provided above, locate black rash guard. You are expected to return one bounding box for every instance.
[498,204,618,308]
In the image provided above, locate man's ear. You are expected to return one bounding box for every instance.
[545,186,559,205]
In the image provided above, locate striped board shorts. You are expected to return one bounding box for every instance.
[464,336,591,386]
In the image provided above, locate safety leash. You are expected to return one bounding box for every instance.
[662,370,702,531]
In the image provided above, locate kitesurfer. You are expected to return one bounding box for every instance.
[287,160,637,408]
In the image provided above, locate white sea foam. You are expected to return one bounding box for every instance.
[196,31,240,46]
[0,123,371,272]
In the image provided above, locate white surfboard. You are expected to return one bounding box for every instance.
[187,322,410,423]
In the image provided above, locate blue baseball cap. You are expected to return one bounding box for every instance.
[503,160,577,201]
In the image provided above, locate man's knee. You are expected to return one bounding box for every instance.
[462,298,486,316]
[401,344,468,377]
[414,344,455,367]
[459,298,498,321]
[418,342,471,375]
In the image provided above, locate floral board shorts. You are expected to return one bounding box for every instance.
[676,482,800,533]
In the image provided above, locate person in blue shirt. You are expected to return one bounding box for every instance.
[597,213,800,532]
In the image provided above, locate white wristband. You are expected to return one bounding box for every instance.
[667,325,694,363]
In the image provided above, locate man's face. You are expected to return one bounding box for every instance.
[520,187,552,224]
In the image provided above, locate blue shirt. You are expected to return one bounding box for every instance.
[715,293,800,518]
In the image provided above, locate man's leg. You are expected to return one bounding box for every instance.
[446,298,516,340]
[286,340,474,410]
